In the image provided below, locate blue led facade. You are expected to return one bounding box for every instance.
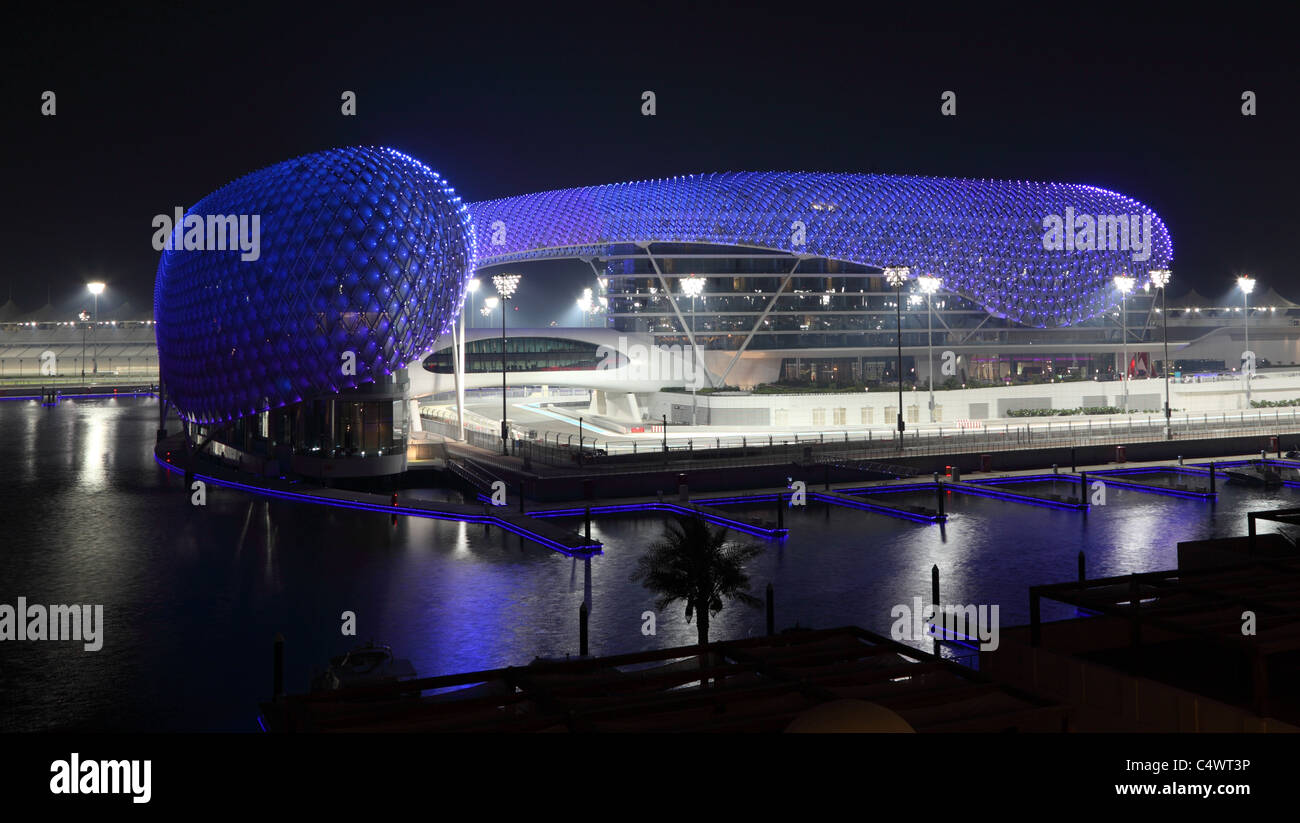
[469,172,1172,327]
[154,147,474,424]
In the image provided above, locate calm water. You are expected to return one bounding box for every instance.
[1,397,1294,731]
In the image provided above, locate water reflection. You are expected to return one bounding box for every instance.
[1,398,1297,731]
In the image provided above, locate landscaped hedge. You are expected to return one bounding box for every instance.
[1251,398,1300,408]
[1006,406,1126,417]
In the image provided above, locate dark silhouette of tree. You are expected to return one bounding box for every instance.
[630,514,764,647]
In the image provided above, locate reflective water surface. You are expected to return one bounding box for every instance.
[0,398,1292,731]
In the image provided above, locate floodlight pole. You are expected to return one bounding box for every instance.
[1244,287,1252,407]
[1121,292,1128,414]
[500,296,508,455]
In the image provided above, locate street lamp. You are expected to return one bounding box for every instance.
[883,266,912,439]
[1149,269,1173,437]
[680,275,705,426]
[1113,274,1136,414]
[466,277,481,328]
[917,275,942,423]
[576,287,593,328]
[492,273,521,455]
[87,282,105,376]
[78,310,90,378]
[1239,274,1256,407]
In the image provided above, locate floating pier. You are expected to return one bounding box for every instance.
[531,498,790,538]
[155,451,602,557]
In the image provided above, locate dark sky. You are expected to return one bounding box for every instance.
[4,1,1298,323]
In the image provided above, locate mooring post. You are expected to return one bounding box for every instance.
[579,602,589,657]
[1029,589,1041,647]
[931,564,940,654]
[273,633,284,702]
[776,492,784,529]
[1209,462,1216,494]
[1079,470,1087,503]
[935,480,945,517]
[584,506,591,540]
[765,583,775,636]
[1129,574,1142,648]
[1070,447,1076,473]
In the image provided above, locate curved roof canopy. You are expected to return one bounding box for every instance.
[468,171,1173,327]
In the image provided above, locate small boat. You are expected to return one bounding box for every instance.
[1224,462,1283,488]
[311,641,417,692]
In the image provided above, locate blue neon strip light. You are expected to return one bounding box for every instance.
[529,501,788,538]
[154,455,601,556]
[971,470,1215,499]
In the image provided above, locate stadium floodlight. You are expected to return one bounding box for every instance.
[1148,269,1173,436]
[916,276,943,422]
[491,274,522,454]
[86,282,106,376]
[465,277,481,326]
[883,266,911,438]
[680,276,706,424]
[1114,274,1136,413]
[1239,275,1256,406]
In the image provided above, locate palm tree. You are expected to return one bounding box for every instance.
[629,514,764,647]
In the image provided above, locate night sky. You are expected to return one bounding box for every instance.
[5,1,1297,324]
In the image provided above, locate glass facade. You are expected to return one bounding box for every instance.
[598,242,1164,382]
[423,336,623,373]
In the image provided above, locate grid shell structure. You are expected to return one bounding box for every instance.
[154,147,474,424]
[469,172,1172,327]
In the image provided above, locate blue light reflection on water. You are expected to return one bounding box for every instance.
[0,399,1294,731]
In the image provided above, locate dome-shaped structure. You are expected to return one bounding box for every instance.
[154,146,474,424]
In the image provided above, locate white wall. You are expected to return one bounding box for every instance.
[643,371,1300,427]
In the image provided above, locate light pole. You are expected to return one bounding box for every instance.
[917,275,941,423]
[576,287,593,328]
[87,282,105,376]
[492,274,521,455]
[883,266,911,439]
[1239,274,1256,407]
[466,277,480,329]
[1114,274,1135,414]
[78,310,90,378]
[681,275,705,426]
[1150,269,1173,437]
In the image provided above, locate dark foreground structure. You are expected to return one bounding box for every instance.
[260,626,1067,733]
[985,536,1300,732]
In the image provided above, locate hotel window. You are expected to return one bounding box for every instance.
[811,408,826,426]
[860,407,873,424]
[833,407,846,425]
[907,405,919,423]
[774,409,788,426]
